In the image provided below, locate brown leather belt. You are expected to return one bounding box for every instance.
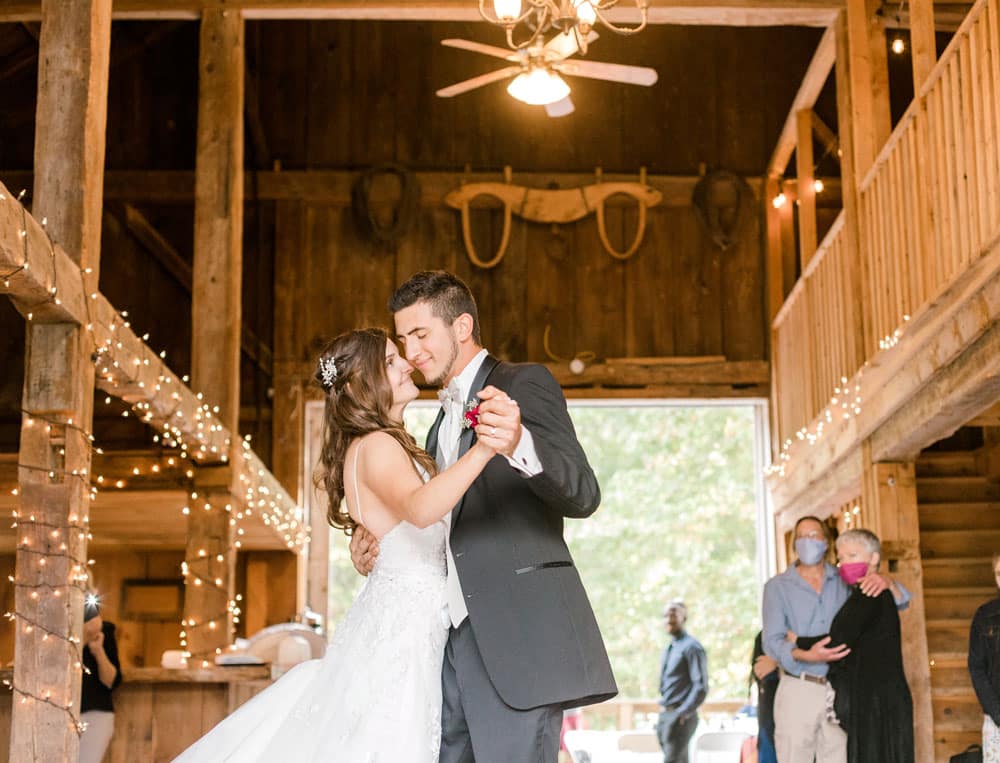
[780,668,827,685]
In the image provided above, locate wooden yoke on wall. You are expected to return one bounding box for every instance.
[445,166,663,267]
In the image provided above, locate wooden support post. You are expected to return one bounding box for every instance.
[184,467,237,663]
[908,0,937,92]
[844,0,892,179]
[11,2,111,759]
[765,176,785,326]
[185,7,245,658]
[835,10,870,370]
[192,7,244,433]
[860,455,934,763]
[795,109,818,268]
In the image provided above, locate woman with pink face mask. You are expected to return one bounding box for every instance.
[789,529,914,763]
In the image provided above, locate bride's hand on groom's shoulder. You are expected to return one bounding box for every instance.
[349,526,378,576]
[474,386,522,458]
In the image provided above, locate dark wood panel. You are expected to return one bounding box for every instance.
[274,196,765,371]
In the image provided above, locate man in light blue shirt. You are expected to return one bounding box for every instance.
[761,516,910,763]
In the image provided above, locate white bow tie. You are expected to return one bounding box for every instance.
[438,383,464,408]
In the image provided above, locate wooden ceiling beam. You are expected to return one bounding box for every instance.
[766,24,837,180]
[0,0,842,25]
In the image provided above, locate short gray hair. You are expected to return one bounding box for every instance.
[835,528,881,556]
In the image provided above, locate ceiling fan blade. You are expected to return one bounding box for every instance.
[543,29,599,61]
[555,60,658,86]
[441,38,520,62]
[436,66,522,98]
[545,96,575,118]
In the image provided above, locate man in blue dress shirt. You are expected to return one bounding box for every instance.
[762,516,909,763]
[657,600,708,763]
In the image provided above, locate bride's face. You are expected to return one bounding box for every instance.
[385,339,419,412]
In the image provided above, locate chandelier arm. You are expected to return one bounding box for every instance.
[506,15,550,50]
[591,5,648,34]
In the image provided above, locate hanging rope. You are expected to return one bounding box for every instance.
[459,191,514,269]
[351,164,421,245]
[542,324,596,367]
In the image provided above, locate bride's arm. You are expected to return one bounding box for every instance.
[359,432,495,529]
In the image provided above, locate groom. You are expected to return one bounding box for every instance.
[350,270,617,762]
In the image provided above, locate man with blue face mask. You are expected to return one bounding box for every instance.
[761,516,910,763]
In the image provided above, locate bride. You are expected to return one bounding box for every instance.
[174,327,501,762]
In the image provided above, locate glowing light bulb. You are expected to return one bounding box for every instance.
[493,0,521,20]
[507,68,571,106]
[772,192,787,209]
[891,36,906,55]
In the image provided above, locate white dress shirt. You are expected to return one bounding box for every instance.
[438,349,543,627]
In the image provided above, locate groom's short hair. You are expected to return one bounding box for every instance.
[389,270,482,344]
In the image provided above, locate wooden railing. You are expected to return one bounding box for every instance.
[772,215,860,445]
[772,0,1000,447]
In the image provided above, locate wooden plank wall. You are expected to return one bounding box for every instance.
[274,192,766,367]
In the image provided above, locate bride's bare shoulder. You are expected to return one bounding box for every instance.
[352,432,409,472]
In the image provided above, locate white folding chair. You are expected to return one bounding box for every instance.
[564,729,621,763]
[692,730,750,763]
[617,731,661,753]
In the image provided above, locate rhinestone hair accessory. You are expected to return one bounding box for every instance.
[319,355,339,389]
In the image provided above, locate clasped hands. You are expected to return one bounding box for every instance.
[349,385,520,577]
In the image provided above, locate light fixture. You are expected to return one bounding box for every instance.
[813,178,824,193]
[891,36,906,55]
[507,67,572,105]
[772,192,787,209]
[481,0,649,53]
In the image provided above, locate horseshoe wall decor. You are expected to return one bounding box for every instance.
[444,167,662,268]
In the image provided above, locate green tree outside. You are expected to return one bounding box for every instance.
[326,403,761,702]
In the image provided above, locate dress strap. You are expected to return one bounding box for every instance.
[353,440,365,528]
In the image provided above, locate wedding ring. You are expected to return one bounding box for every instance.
[490,426,497,436]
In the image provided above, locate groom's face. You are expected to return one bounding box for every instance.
[394,300,460,387]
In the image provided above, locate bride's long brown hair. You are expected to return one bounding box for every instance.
[313,328,438,534]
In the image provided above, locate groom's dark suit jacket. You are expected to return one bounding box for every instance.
[426,355,618,711]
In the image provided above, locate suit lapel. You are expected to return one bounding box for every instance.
[425,407,446,466]
[457,354,500,459]
[452,354,500,528]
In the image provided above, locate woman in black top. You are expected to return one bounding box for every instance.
[968,552,1000,763]
[79,596,122,763]
[751,631,778,763]
[790,528,913,763]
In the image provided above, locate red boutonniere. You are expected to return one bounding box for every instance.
[462,400,480,430]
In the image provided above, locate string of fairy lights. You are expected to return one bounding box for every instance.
[1,186,309,730]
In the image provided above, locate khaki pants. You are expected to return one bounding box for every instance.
[773,673,846,763]
[79,710,114,763]
[985,714,1000,763]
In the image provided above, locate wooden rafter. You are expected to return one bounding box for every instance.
[0,0,842,26]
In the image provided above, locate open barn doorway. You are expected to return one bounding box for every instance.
[306,399,772,714]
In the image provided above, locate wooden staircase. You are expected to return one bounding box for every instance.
[918,449,999,761]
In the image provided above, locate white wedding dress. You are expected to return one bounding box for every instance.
[175,461,449,762]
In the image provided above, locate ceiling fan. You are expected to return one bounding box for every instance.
[435,32,658,118]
